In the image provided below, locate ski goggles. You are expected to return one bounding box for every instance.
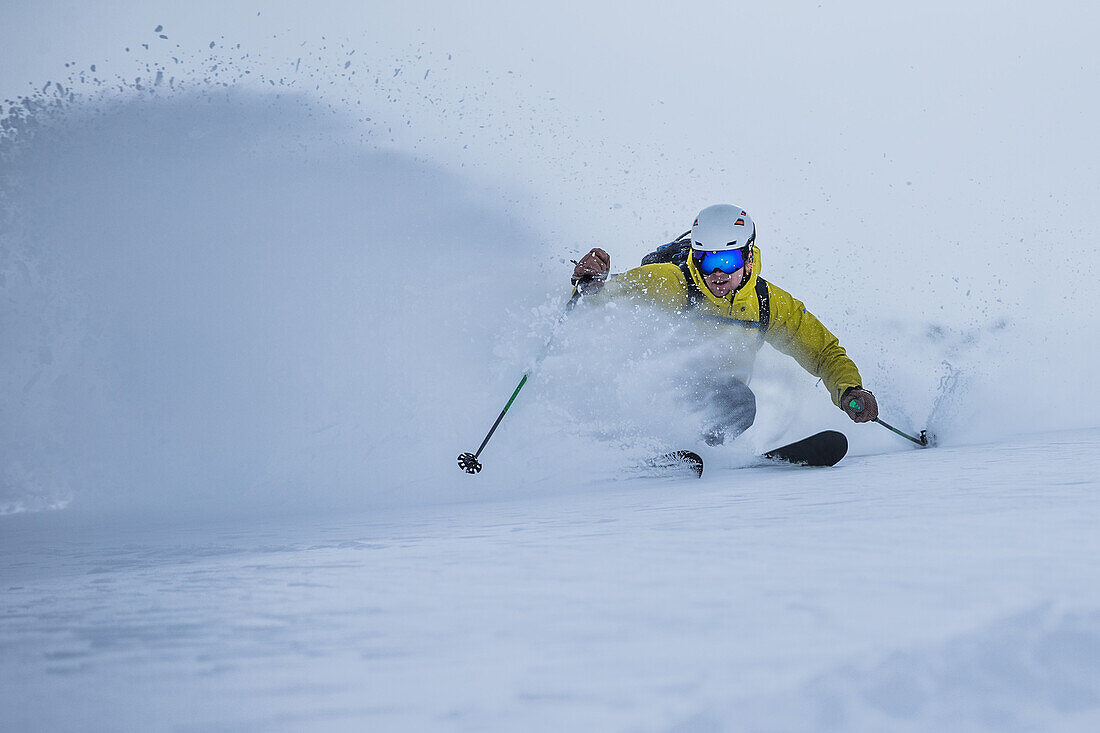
[693,247,748,275]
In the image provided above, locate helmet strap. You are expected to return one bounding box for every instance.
[739,228,757,291]
[735,248,753,293]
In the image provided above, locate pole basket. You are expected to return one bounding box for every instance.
[457,452,483,474]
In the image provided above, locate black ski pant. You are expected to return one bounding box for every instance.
[696,376,756,446]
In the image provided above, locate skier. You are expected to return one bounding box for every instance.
[570,203,878,446]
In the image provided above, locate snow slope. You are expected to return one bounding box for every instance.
[3,429,1100,731]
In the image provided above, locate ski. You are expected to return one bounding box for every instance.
[763,430,848,467]
[644,450,705,478]
[641,431,847,480]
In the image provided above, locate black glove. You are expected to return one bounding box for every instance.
[842,387,878,423]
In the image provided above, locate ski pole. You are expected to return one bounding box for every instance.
[873,418,930,447]
[847,397,932,447]
[458,287,584,474]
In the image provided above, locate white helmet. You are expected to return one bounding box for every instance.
[690,204,756,252]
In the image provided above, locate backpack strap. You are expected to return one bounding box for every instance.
[755,277,770,334]
[679,262,704,310]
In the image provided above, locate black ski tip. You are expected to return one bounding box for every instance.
[680,450,704,478]
[920,430,937,448]
[764,430,848,467]
[647,450,704,478]
[457,452,482,474]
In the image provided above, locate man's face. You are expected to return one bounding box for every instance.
[699,251,751,298]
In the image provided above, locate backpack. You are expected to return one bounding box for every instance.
[640,231,693,266]
[639,231,771,333]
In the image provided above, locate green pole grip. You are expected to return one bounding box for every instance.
[502,373,528,415]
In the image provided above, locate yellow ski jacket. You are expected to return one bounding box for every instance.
[584,246,863,407]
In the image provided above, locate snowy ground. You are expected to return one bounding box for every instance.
[4,428,1100,732]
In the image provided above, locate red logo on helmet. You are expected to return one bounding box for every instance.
[735,218,745,226]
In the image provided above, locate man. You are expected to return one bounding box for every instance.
[570,203,878,446]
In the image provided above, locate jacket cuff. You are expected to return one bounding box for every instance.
[834,384,862,408]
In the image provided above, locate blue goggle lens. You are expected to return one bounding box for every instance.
[694,248,746,275]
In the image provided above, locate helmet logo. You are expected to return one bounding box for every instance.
[735,218,745,226]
